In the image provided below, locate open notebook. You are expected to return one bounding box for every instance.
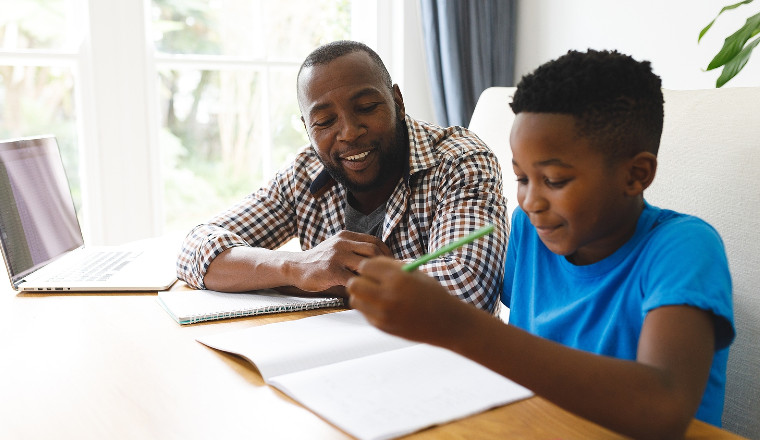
[198,310,533,440]
[0,136,178,292]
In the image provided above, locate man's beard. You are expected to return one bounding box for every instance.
[320,120,408,193]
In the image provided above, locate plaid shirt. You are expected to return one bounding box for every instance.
[177,115,508,311]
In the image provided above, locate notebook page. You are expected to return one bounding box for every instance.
[197,310,415,380]
[269,344,534,440]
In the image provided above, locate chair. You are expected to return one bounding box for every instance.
[468,86,760,439]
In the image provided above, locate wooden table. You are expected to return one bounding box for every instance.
[0,282,747,440]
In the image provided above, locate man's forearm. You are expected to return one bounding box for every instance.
[203,246,298,292]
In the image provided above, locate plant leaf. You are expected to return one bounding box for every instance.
[699,0,755,42]
[706,11,760,70]
[716,35,760,86]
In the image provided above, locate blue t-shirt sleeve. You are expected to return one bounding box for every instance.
[641,217,735,350]
[501,208,524,306]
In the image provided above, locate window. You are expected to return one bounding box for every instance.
[1,0,417,245]
[150,0,361,232]
[0,1,84,213]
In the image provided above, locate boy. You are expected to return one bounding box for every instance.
[346,49,734,439]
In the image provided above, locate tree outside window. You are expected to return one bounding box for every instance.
[151,0,354,233]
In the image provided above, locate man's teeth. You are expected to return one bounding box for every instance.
[344,151,370,161]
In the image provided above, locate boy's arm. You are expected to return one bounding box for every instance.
[347,257,715,440]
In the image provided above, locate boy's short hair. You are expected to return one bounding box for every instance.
[510,49,664,162]
[297,40,393,90]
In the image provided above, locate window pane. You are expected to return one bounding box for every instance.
[154,1,358,233]
[0,65,81,213]
[0,1,74,50]
[151,0,351,60]
[159,68,269,231]
[269,67,308,169]
[260,0,352,60]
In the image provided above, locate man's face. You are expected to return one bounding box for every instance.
[298,51,407,193]
[510,112,636,265]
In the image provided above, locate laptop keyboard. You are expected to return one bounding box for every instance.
[46,251,142,282]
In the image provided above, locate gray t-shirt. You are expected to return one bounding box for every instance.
[344,199,386,238]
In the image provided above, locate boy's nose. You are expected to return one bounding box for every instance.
[520,185,548,213]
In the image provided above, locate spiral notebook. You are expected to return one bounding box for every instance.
[157,289,343,324]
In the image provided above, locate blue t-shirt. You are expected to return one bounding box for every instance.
[502,202,735,426]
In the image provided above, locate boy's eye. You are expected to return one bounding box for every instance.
[545,178,571,188]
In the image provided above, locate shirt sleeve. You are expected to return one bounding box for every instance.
[417,138,509,312]
[175,166,298,289]
[501,208,524,307]
[641,217,735,350]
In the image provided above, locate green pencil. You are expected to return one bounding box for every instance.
[401,224,496,272]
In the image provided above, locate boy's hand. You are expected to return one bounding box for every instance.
[346,256,468,346]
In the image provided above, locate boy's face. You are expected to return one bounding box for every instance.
[510,112,639,265]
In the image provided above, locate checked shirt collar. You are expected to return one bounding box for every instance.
[305,114,440,242]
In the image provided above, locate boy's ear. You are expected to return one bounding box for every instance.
[624,152,657,196]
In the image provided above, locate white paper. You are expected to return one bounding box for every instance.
[197,310,533,440]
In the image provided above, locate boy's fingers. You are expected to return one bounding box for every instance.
[356,256,403,277]
[346,275,380,299]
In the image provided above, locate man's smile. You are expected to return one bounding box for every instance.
[342,150,371,161]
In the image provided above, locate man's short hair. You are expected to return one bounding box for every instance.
[510,49,664,162]
[297,40,393,90]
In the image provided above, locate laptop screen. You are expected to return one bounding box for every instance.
[0,136,84,282]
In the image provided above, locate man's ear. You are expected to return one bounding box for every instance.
[392,84,406,121]
[625,152,657,196]
[300,115,311,141]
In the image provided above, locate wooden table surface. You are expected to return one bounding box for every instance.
[0,281,747,440]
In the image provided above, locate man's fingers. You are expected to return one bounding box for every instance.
[349,239,390,258]
[332,230,391,256]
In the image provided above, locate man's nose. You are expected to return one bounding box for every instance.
[337,113,367,143]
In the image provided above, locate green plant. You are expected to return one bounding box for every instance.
[699,0,760,87]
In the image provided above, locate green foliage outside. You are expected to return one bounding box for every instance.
[0,1,82,214]
[151,0,352,231]
[1,0,354,233]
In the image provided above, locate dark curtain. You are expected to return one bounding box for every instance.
[420,0,517,127]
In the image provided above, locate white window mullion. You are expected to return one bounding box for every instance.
[80,0,159,245]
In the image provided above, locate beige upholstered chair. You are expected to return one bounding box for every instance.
[469,86,760,439]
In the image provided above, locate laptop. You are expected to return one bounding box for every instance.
[0,135,178,292]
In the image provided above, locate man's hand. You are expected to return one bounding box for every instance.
[289,231,391,292]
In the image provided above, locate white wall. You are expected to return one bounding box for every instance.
[514,0,760,90]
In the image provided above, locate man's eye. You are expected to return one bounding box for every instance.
[357,103,379,113]
[313,118,334,128]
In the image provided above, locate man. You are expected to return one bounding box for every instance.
[176,40,506,311]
